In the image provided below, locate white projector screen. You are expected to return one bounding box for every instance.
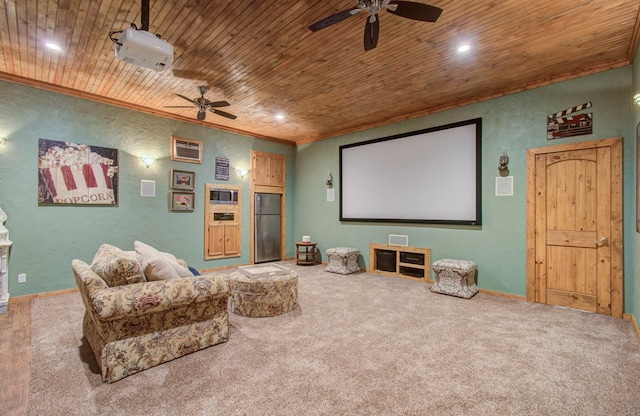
[339,118,482,225]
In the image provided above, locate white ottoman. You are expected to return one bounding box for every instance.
[431,259,478,299]
[325,247,361,275]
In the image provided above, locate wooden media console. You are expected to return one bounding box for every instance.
[369,243,432,283]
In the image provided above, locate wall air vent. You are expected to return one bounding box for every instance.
[389,234,408,246]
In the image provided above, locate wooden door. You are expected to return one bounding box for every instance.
[526,138,623,317]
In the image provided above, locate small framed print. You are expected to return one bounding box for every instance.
[170,191,195,211]
[171,169,195,191]
[170,136,202,164]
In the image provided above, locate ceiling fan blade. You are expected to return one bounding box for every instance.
[308,8,360,32]
[197,109,206,121]
[206,100,231,108]
[164,105,195,108]
[387,1,442,22]
[208,108,237,120]
[175,93,199,106]
[364,14,380,51]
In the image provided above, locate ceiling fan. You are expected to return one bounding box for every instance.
[309,0,443,51]
[164,86,237,121]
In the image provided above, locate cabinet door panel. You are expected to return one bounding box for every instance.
[207,225,224,257]
[270,157,285,187]
[253,154,271,186]
[224,225,240,256]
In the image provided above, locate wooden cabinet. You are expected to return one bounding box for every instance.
[250,151,286,264]
[369,243,431,283]
[252,151,285,188]
[207,224,240,257]
[205,184,241,260]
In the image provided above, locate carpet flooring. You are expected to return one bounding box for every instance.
[29,261,640,415]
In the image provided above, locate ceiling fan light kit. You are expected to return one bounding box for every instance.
[309,0,443,51]
[164,86,237,121]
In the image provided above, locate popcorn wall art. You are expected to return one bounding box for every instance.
[38,139,119,206]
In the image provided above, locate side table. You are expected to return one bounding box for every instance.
[295,242,317,265]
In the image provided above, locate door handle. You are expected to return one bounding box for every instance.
[594,237,609,246]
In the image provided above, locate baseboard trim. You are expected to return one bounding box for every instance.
[478,288,527,301]
[9,288,79,305]
[623,313,640,343]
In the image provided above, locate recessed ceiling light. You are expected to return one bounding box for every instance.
[457,44,471,53]
[275,113,286,121]
[45,42,62,51]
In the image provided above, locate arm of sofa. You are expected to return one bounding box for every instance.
[90,274,230,321]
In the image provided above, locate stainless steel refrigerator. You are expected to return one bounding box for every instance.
[254,193,281,263]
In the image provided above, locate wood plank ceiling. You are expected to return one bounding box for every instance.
[1,0,639,145]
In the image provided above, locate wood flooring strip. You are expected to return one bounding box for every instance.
[0,300,31,416]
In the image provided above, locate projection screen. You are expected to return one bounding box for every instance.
[339,118,482,225]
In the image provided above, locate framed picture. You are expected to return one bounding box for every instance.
[170,136,202,164]
[171,169,195,190]
[38,139,118,206]
[170,191,195,211]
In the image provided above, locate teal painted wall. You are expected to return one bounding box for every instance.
[0,80,296,296]
[632,42,640,319]
[0,65,637,317]
[295,67,635,310]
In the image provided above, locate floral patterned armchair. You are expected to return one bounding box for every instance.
[72,243,230,383]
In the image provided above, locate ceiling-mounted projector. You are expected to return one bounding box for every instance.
[114,28,173,72]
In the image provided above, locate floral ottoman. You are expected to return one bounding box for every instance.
[431,259,478,299]
[229,270,298,317]
[325,247,361,275]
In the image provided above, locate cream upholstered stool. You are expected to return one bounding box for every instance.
[325,247,361,275]
[229,270,298,317]
[431,259,478,299]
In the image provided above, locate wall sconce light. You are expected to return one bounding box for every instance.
[498,150,509,172]
[326,172,333,188]
[634,91,640,106]
[236,168,249,178]
[141,157,156,168]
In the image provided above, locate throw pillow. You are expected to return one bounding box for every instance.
[134,241,194,281]
[91,243,146,287]
[143,255,182,281]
